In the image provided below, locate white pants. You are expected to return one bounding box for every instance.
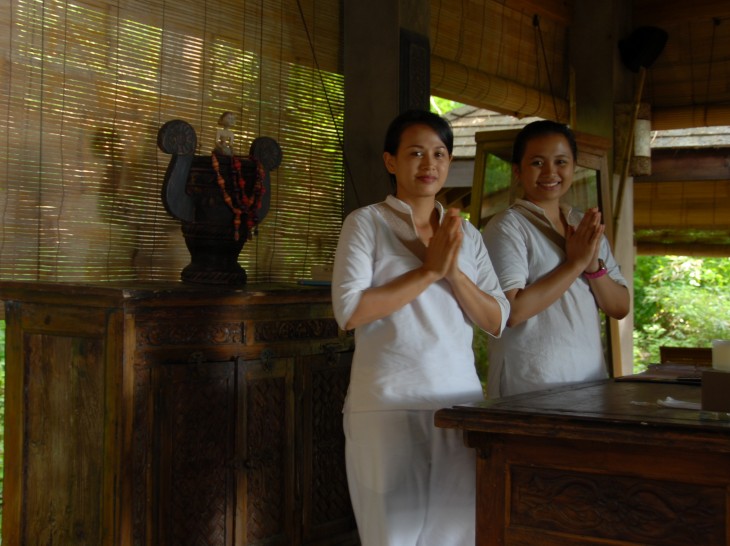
[343,410,476,546]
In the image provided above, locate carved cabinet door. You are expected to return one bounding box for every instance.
[155,360,238,546]
[298,350,358,545]
[238,355,296,546]
[154,355,297,546]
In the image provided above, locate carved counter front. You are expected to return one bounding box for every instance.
[435,379,730,546]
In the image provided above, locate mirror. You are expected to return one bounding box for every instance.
[469,126,620,377]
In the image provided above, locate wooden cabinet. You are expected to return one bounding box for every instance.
[0,281,358,546]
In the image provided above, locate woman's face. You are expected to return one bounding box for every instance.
[514,132,575,207]
[383,123,452,205]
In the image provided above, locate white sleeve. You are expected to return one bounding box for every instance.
[331,209,376,330]
[464,221,510,337]
[482,213,530,293]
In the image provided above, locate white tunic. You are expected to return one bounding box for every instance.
[482,199,627,398]
[332,195,509,412]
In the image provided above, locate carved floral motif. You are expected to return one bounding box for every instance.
[510,465,725,545]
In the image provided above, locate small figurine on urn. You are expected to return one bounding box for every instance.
[215,111,236,156]
[157,113,282,285]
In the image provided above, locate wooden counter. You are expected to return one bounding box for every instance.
[435,379,730,546]
[1,281,358,546]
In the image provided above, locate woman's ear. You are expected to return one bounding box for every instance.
[383,152,396,174]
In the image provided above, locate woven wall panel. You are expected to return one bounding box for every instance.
[0,0,344,283]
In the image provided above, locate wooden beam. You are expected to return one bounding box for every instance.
[633,0,730,25]
[637,148,730,182]
[498,0,573,26]
[636,242,730,257]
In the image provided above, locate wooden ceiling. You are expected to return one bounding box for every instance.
[633,0,730,130]
[431,0,730,129]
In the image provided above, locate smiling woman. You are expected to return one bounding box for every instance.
[482,120,629,398]
[331,109,509,545]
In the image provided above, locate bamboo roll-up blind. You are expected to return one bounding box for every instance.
[430,0,570,122]
[652,105,730,131]
[634,180,730,230]
[0,0,344,283]
[431,55,569,122]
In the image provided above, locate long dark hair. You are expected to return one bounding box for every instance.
[511,120,578,165]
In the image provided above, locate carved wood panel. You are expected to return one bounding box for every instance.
[510,465,726,545]
[155,360,237,546]
[0,282,356,546]
[240,357,295,545]
[300,351,357,545]
[23,334,106,545]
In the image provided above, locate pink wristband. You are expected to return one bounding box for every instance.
[583,259,607,280]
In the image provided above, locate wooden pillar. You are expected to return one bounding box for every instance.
[343,0,430,214]
[570,0,636,376]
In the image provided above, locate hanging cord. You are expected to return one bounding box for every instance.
[199,0,208,149]
[104,0,122,279]
[294,0,361,208]
[703,17,720,126]
[0,0,15,270]
[153,0,168,277]
[533,15,561,122]
[53,0,71,280]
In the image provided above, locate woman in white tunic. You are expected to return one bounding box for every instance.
[483,120,630,398]
[331,110,509,546]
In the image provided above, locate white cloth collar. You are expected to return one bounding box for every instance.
[512,198,576,228]
[385,194,445,223]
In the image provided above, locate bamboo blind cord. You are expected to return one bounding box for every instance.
[106,0,121,278]
[199,0,208,149]
[533,14,560,123]
[54,0,69,278]
[295,0,359,211]
[36,2,45,276]
[704,18,720,127]
[263,0,280,279]
[0,3,9,268]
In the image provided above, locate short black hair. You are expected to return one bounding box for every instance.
[383,109,454,156]
[511,120,578,165]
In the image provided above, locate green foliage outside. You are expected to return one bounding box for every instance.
[430,96,463,115]
[632,256,730,372]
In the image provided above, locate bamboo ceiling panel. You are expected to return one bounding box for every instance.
[634,0,730,129]
[430,0,571,121]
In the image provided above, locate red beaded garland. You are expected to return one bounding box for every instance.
[211,151,266,241]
